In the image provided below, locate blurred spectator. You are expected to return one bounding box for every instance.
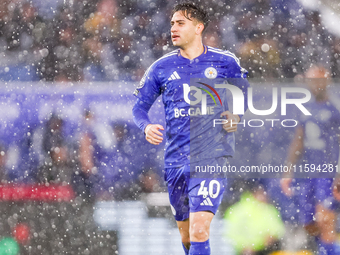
[281,65,340,255]
[82,0,120,81]
[51,5,84,82]
[233,0,274,42]
[304,11,332,70]
[72,110,142,201]
[238,35,281,78]
[203,30,222,49]
[17,126,39,182]
[36,114,73,184]
[72,109,100,200]
[224,180,285,255]
[2,2,44,53]
[83,35,106,81]
[0,1,11,27]
[114,34,141,80]
[139,169,162,193]
[97,121,141,200]
[279,29,308,77]
[0,1,43,81]
[83,0,120,40]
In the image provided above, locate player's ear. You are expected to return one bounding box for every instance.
[196,23,204,35]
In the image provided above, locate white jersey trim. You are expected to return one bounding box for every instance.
[207,46,240,65]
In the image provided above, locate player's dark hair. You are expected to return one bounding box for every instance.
[171,2,209,33]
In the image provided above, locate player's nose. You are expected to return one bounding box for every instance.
[170,24,177,33]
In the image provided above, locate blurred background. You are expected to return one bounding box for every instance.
[0,0,339,254]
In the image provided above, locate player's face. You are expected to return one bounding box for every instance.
[170,11,199,48]
[305,68,329,96]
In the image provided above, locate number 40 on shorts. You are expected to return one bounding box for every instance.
[198,180,221,199]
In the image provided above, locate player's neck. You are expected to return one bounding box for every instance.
[315,91,328,102]
[179,41,204,60]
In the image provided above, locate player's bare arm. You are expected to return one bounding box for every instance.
[79,132,94,176]
[280,125,304,196]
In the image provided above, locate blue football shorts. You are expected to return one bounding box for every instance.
[164,157,227,221]
[295,178,338,225]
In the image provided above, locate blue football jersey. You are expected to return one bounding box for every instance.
[134,45,249,168]
[299,99,340,167]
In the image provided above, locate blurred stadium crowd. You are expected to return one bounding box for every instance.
[0,96,163,200]
[0,0,339,83]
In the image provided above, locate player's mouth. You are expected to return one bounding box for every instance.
[172,35,180,40]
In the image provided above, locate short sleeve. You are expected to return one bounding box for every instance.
[133,64,161,105]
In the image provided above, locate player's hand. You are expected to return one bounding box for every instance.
[332,178,340,201]
[145,124,164,145]
[220,111,240,133]
[280,178,293,197]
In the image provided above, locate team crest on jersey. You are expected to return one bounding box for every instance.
[204,67,217,79]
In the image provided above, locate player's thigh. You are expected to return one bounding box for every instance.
[190,211,214,228]
[165,165,191,221]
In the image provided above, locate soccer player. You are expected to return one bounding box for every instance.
[281,65,340,255]
[132,3,249,254]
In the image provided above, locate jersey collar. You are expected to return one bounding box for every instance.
[177,45,208,63]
